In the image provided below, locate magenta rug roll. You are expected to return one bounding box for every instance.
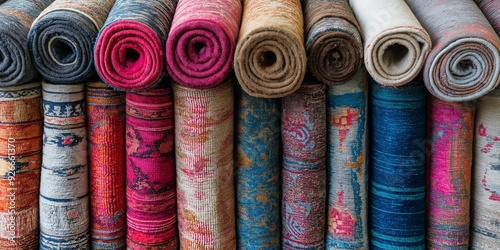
[166,0,242,89]
[87,81,126,249]
[282,82,327,249]
[426,96,476,249]
[94,0,177,91]
[173,79,236,249]
[125,87,177,249]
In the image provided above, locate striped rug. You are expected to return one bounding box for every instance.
[326,67,368,249]
[94,0,177,91]
[426,96,476,249]
[0,82,42,249]
[173,79,236,249]
[234,0,306,98]
[304,0,363,85]
[369,76,427,249]
[87,80,126,249]
[166,0,242,89]
[125,87,177,249]
[39,82,89,249]
[282,81,327,249]
[472,88,500,249]
[0,0,53,86]
[406,0,500,102]
[235,86,281,249]
[475,0,500,35]
[28,0,115,84]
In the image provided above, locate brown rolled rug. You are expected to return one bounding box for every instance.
[406,0,500,102]
[234,0,306,98]
[349,0,431,87]
[304,0,363,85]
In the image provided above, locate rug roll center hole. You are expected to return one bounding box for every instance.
[382,43,410,70]
[51,39,76,64]
[125,48,140,65]
[194,42,206,54]
[458,59,473,73]
[259,51,277,68]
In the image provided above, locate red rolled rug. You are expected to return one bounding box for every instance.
[87,81,126,249]
[166,0,242,89]
[126,87,177,249]
[94,0,177,91]
[475,0,500,35]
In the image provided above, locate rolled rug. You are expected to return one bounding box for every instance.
[87,81,126,249]
[94,0,177,91]
[369,77,427,249]
[349,0,431,87]
[233,0,306,98]
[125,87,177,249]
[326,68,368,249]
[235,86,281,249]
[475,0,500,35]
[472,89,500,249]
[173,79,236,249]
[304,0,363,85]
[166,0,241,89]
[426,96,476,248]
[281,82,327,249]
[39,82,89,249]
[0,0,53,86]
[28,0,115,84]
[0,82,42,249]
[406,0,500,102]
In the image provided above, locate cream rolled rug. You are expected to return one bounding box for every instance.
[349,0,431,87]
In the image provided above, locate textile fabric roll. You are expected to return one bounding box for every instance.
[281,82,327,249]
[125,87,177,249]
[369,77,427,249]
[426,96,476,248]
[234,0,306,98]
[472,89,500,249]
[349,0,431,87]
[0,0,53,86]
[235,86,281,249]
[475,0,500,35]
[94,0,176,91]
[28,0,115,84]
[0,82,42,249]
[166,0,242,89]
[326,68,368,249]
[304,0,363,85]
[406,0,500,102]
[173,80,236,249]
[87,81,126,249]
[40,82,89,249]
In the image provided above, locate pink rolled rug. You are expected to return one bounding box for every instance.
[166,0,242,89]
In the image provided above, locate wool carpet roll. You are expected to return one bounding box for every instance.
[475,0,500,35]
[0,82,42,249]
[235,86,281,249]
[326,68,368,249]
[87,81,126,249]
[426,96,476,248]
[406,0,500,102]
[233,0,306,98]
[370,77,427,249]
[304,0,363,85]
[349,0,431,87]
[173,79,235,249]
[40,82,89,249]
[0,0,52,86]
[125,87,177,249]
[166,0,241,89]
[281,82,327,249]
[94,0,176,91]
[472,89,500,249]
[28,0,115,84]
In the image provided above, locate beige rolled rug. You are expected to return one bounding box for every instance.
[234,0,306,98]
[350,0,431,86]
